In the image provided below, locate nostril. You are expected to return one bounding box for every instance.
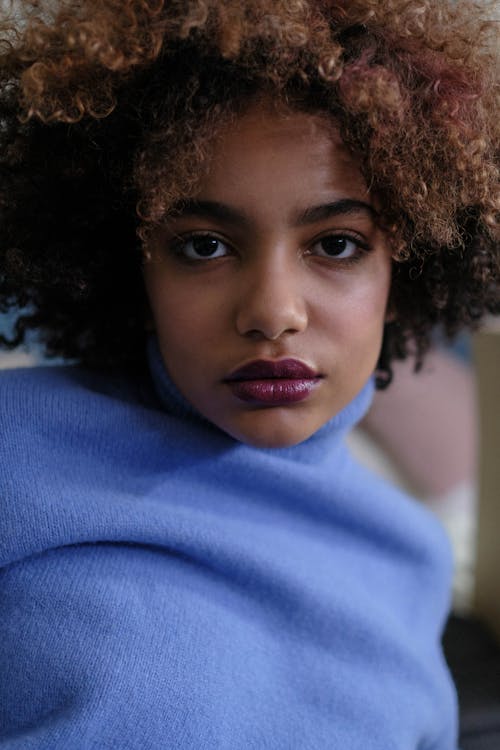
[241,326,305,341]
[235,293,308,340]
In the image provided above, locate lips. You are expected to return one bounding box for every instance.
[226,358,318,381]
[224,358,322,405]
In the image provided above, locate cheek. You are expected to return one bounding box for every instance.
[145,276,185,352]
[316,270,391,341]
[146,275,227,359]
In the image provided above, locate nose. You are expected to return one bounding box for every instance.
[235,252,308,341]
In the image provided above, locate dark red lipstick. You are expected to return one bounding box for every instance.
[224,359,322,405]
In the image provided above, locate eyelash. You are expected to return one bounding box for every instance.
[169,231,371,266]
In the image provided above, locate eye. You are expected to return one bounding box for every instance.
[173,233,231,260]
[310,234,365,260]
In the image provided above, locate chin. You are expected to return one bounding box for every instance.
[233,432,311,449]
[223,415,319,449]
[209,403,328,449]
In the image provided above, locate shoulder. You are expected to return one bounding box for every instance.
[0,362,82,398]
[0,361,154,416]
[345,447,454,579]
[0,363,164,460]
[0,364,77,426]
[0,362,164,564]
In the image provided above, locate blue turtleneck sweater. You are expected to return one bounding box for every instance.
[0,338,458,749]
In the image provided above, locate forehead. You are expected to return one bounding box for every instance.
[195,102,370,208]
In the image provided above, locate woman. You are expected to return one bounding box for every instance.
[0,1,498,747]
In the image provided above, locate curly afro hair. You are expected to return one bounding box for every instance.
[0,0,498,385]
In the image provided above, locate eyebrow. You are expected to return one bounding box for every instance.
[167,198,378,228]
[294,199,378,225]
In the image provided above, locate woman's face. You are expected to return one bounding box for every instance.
[143,102,393,447]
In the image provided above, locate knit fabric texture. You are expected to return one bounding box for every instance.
[0,337,458,749]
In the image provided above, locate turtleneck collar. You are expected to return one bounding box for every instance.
[146,333,374,453]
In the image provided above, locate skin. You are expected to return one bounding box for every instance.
[143,101,393,448]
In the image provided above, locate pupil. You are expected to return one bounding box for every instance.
[321,237,346,256]
[193,237,219,256]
